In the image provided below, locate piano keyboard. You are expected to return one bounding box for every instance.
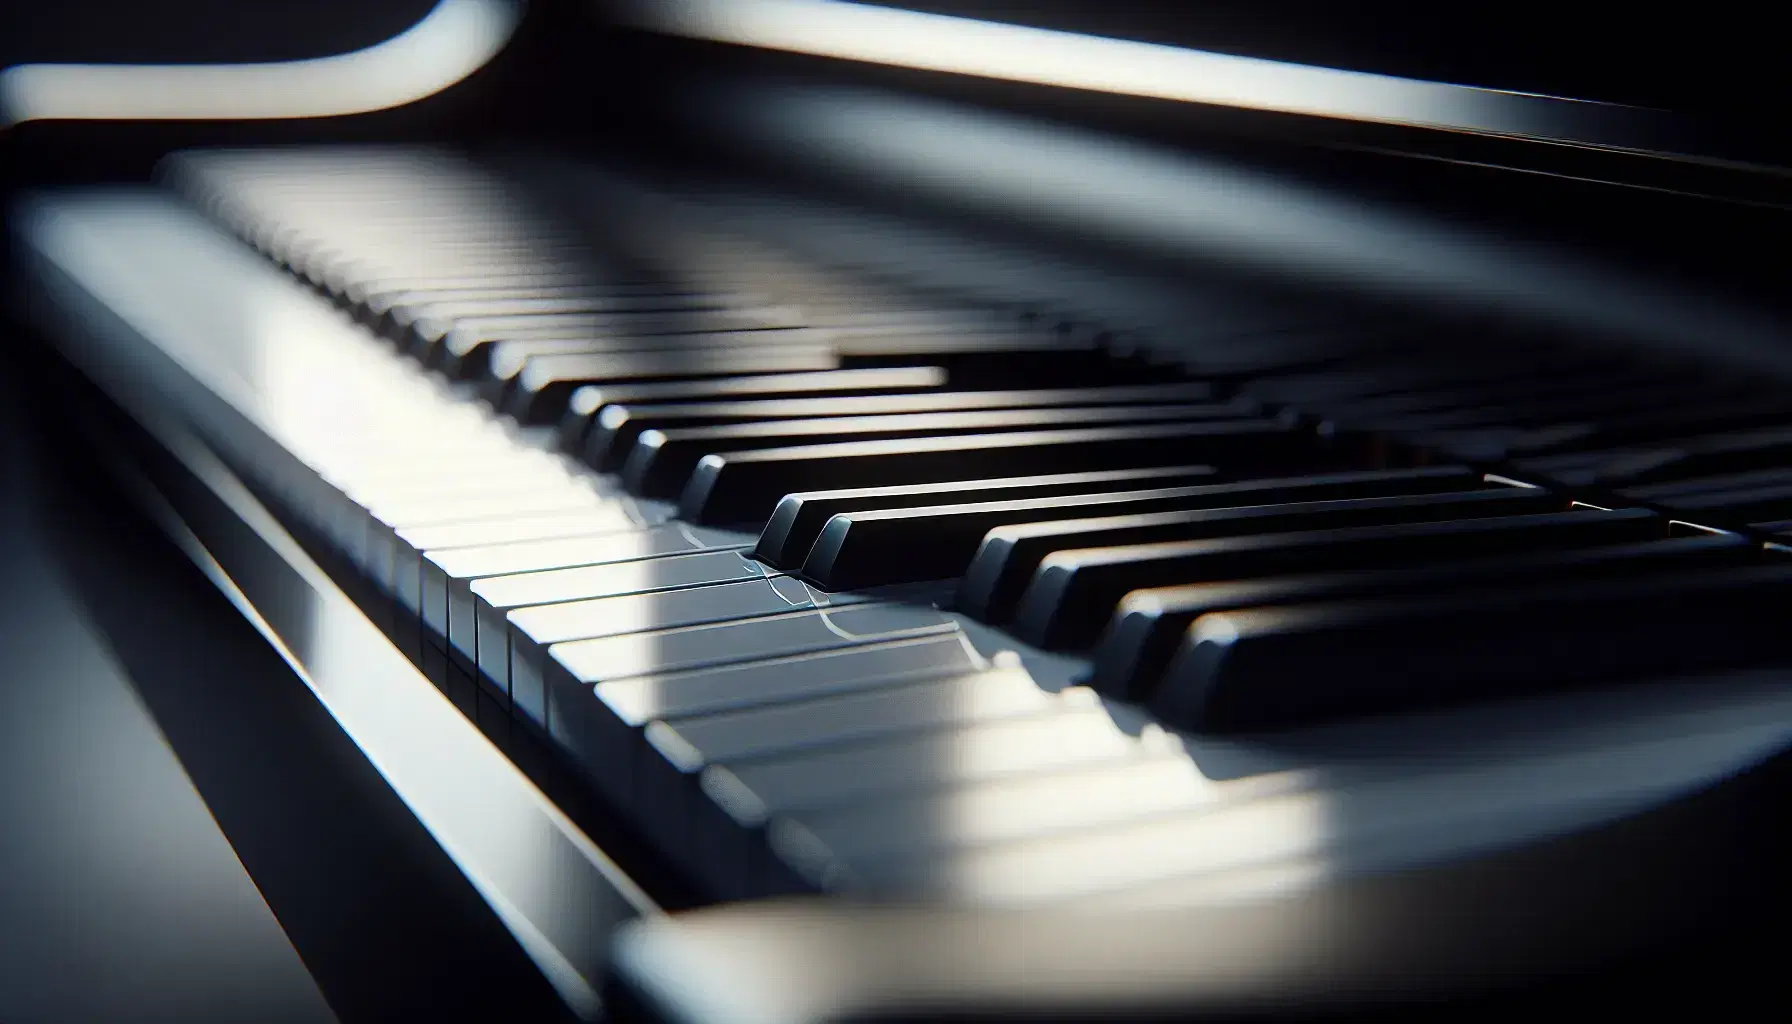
[22,146,1792,917]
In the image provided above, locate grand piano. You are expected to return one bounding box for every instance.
[6,1,1792,1019]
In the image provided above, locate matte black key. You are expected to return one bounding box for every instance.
[558,367,952,451]
[802,486,1553,592]
[954,466,1487,622]
[1154,562,1792,732]
[1010,507,1663,649]
[755,465,1228,570]
[623,404,1256,500]
[1089,533,1758,700]
[589,383,1228,471]
[679,420,1322,526]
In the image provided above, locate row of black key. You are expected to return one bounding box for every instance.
[172,149,1792,747]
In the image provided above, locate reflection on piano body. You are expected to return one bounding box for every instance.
[11,2,1792,1020]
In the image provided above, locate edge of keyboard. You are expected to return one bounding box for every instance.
[16,183,1792,1021]
[12,187,656,1020]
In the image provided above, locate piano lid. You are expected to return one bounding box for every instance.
[609,0,1792,182]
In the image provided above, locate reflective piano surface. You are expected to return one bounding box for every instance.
[8,3,1792,1021]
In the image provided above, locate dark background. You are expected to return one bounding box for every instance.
[0,0,436,65]
[5,1,1785,117]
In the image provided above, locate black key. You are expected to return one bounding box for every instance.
[801,486,1555,592]
[1623,466,1792,502]
[1655,481,1792,523]
[428,309,805,375]
[1009,507,1663,649]
[558,367,952,451]
[588,383,1228,471]
[622,404,1257,500]
[755,465,1227,570]
[1544,425,1792,489]
[361,280,684,314]
[506,348,888,424]
[1089,533,1757,701]
[1360,378,1763,434]
[382,291,744,347]
[832,342,1163,386]
[461,319,999,380]
[526,341,1169,423]
[1413,395,1792,462]
[1324,383,1702,440]
[336,264,596,300]
[1241,351,1629,406]
[347,271,593,306]
[387,290,743,326]
[1303,363,1693,426]
[474,329,834,387]
[506,350,853,414]
[678,420,1322,526]
[1153,562,1792,733]
[361,283,616,331]
[953,466,1485,622]
[382,289,748,345]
